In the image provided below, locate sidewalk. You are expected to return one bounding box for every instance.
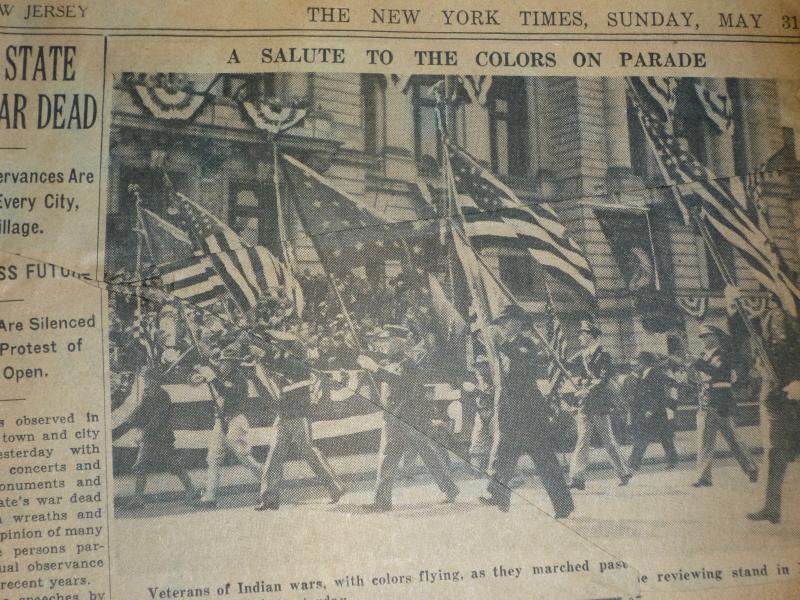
[114,425,762,503]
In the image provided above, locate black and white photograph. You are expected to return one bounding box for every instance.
[104,71,800,543]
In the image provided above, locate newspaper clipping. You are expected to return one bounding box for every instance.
[1,1,800,598]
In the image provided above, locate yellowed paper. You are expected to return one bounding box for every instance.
[1,2,800,599]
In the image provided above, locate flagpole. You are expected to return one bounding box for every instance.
[451,222,578,386]
[439,132,578,387]
[273,138,293,271]
[625,78,778,382]
[689,207,778,383]
[128,184,158,365]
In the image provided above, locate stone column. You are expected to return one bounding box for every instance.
[279,73,310,100]
[383,76,416,179]
[463,99,491,165]
[533,78,556,176]
[699,78,736,177]
[524,78,541,178]
[738,79,783,172]
[604,78,633,174]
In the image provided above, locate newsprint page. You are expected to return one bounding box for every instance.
[3,1,800,599]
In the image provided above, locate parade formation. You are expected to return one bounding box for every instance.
[108,73,800,526]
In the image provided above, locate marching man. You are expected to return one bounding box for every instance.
[691,323,758,488]
[255,329,346,511]
[566,319,632,490]
[725,286,800,523]
[190,332,263,509]
[358,324,459,512]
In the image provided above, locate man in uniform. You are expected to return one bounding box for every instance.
[725,287,800,523]
[478,305,574,517]
[566,320,631,490]
[358,324,459,512]
[190,332,263,509]
[255,330,346,511]
[464,355,495,471]
[691,323,758,487]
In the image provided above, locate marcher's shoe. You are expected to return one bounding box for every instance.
[554,508,573,519]
[195,499,217,509]
[329,487,346,504]
[748,470,759,483]
[746,509,780,524]
[186,488,201,501]
[567,479,585,491]
[618,473,632,487]
[362,502,391,513]
[254,500,279,511]
[665,461,677,470]
[478,495,509,512]
[691,479,712,488]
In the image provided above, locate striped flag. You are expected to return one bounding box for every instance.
[207,245,286,311]
[629,76,678,123]
[447,143,597,300]
[158,254,226,308]
[628,81,800,317]
[545,302,568,395]
[163,192,292,312]
[169,192,240,255]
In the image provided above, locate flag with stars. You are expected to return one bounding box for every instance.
[447,143,597,301]
[160,192,289,312]
[167,192,241,256]
[281,154,411,273]
[629,79,800,317]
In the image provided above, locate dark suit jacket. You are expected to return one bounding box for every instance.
[130,386,177,473]
[631,366,675,434]
[371,354,430,427]
[496,336,553,439]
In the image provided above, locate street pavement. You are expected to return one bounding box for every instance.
[114,424,798,528]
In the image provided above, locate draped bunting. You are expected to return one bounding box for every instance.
[739,295,771,319]
[130,84,210,122]
[240,100,308,134]
[390,74,494,106]
[676,295,709,319]
[693,82,734,134]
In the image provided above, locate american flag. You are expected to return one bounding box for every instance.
[545,301,568,396]
[158,193,288,311]
[629,81,800,317]
[447,143,597,300]
[629,76,677,123]
[129,308,157,363]
[281,154,407,272]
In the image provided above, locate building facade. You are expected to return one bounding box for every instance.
[107,73,800,364]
